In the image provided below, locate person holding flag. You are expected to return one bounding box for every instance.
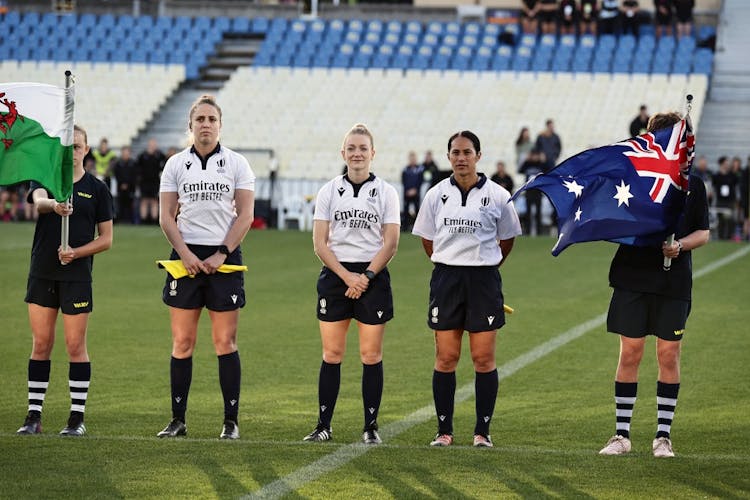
[16,124,114,436]
[598,111,709,458]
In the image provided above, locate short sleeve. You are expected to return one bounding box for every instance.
[159,156,178,193]
[96,179,115,223]
[411,187,436,240]
[313,181,332,221]
[383,184,401,225]
[235,154,255,191]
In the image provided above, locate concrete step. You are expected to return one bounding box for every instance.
[206,56,254,68]
[194,80,225,91]
[202,67,233,80]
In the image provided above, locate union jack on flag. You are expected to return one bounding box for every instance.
[511,117,695,256]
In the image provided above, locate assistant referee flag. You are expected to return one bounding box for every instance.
[0,82,74,202]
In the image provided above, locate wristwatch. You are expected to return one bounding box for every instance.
[218,245,231,256]
[364,270,376,281]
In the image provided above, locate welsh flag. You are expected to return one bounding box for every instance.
[0,82,75,202]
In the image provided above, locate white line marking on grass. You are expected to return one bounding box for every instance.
[242,246,750,500]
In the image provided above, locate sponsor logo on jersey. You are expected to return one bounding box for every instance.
[73,301,89,308]
[443,217,482,234]
[182,180,231,202]
[185,161,192,170]
[440,194,449,204]
[77,191,92,199]
[334,208,380,229]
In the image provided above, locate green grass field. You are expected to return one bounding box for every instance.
[1,223,748,499]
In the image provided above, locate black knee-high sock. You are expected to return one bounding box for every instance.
[474,369,498,437]
[69,362,91,420]
[362,361,383,430]
[614,381,638,439]
[656,381,680,439]
[170,356,192,423]
[317,361,341,429]
[218,351,241,423]
[27,359,51,417]
[432,370,456,435]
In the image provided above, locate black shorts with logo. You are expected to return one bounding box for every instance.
[25,276,93,315]
[607,288,690,341]
[316,262,393,325]
[162,244,246,311]
[428,263,505,333]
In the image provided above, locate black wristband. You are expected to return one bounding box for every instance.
[218,245,231,256]
[364,270,376,281]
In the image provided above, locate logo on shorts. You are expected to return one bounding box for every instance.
[319,298,327,315]
[431,306,439,323]
[73,301,89,308]
[169,280,178,296]
[231,294,238,304]
[674,329,685,336]
[487,315,495,325]
[175,396,181,403]
[377,311,383,318]
[440,195,449,204]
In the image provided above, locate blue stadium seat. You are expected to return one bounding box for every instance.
[348,19,364,33]
[402,33,420,47]
[351,53,372,69]
[619,34,636,50]
[312,52,331,68]
[445,22,461,36]
[481,35,498,48]
[452,45,472,70]
[363,31,381,45]
[464,22,481,36]
[405,21,422,35]
[559,34,576,49]
[386,20,402,35]
[426,22,443,37]
[413,45,433,70]
[344,30,361,45]
[473,46,492,71]
[513,46,532,71]
[372,46,392,68]
[698,25,716,40]
[136,15,154,30]
[551,57,571,72]
[422,33,439,47]
[213,16,231,32]
[391,45,413,69]
[292,53,312,68]
[483,24,501,37]
[367,20,383,33]
[539,34,556,49]
[442,34,459,48]
[269,17,288,33]
[432,46,452,70]
[331,53,351,68]
[250,17,269,35]
[461,34,478,48]
[194,17,211,32]
[274,52,293,67]
[519,34,536,48]
[611,59,630,74]
[382,32,400,46]
[650,57,671,73]
[154,15,172,30]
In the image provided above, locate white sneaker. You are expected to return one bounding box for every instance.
[652,437,675,458]
[599,435,632,455]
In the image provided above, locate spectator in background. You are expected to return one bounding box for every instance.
[539,0,559,34]
[521,0,541,34]
[515,126,534,169]
[741,156,750,240]
[401,151,424,232]
[629,104,650,137]
[92,137,116,186]
[712,156,737,240]
[674,0,695,38]
[730,156,745,240]
[599,0,621,34]
[1,185,20,222]
[693,155,713,205]
[519,148,547,235]
[422,150,442,188]
[621,0,640,37]
[112,145,137,224]
[559,0,578,35]
[491,160,515,194]
[580,0,599,35]
[535,119,562,170]
[136,138,166,225]
[654,0,673,38]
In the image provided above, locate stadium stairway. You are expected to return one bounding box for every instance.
[196,33,263,91]
[696,0,750,164]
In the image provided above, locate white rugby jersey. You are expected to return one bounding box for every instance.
[160,144,255,245]
[314,173,400,262]
[412,174,522,266]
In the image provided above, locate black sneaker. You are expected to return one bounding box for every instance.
[220,420,239,440]
[303,425,332,442]
[17,413,42,435]
[59,415,86,436]
[362,428,382,445]
[157,418,187,438]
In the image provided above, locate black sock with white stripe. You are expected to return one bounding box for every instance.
[614,381,638,439]
[656,381,680,439]
[68,361,91,421]
[474,369,498,437]
[27,359,51,418]
[317,361,340,429]
[218,351,241,423]
[361,361,383,431]
[433,370,456,435]
[170,356,192,423]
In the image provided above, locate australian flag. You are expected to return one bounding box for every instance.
[512,117,694,256]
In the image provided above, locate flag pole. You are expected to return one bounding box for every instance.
[61,70,74,257]
[663,93,693,271]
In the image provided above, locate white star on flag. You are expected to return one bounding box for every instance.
[563,179,584,197]
[574,207,582,221]
[613,180,634,207]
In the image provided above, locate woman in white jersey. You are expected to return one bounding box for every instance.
[412,130,522,447]
[303,124,400,445]
[156,94,255,440]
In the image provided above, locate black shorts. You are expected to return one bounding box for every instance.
[427,264,505,333]
[607,288,690,341]
[162,245,246,311]
[316,262,393,324]
[25,276,93,315]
